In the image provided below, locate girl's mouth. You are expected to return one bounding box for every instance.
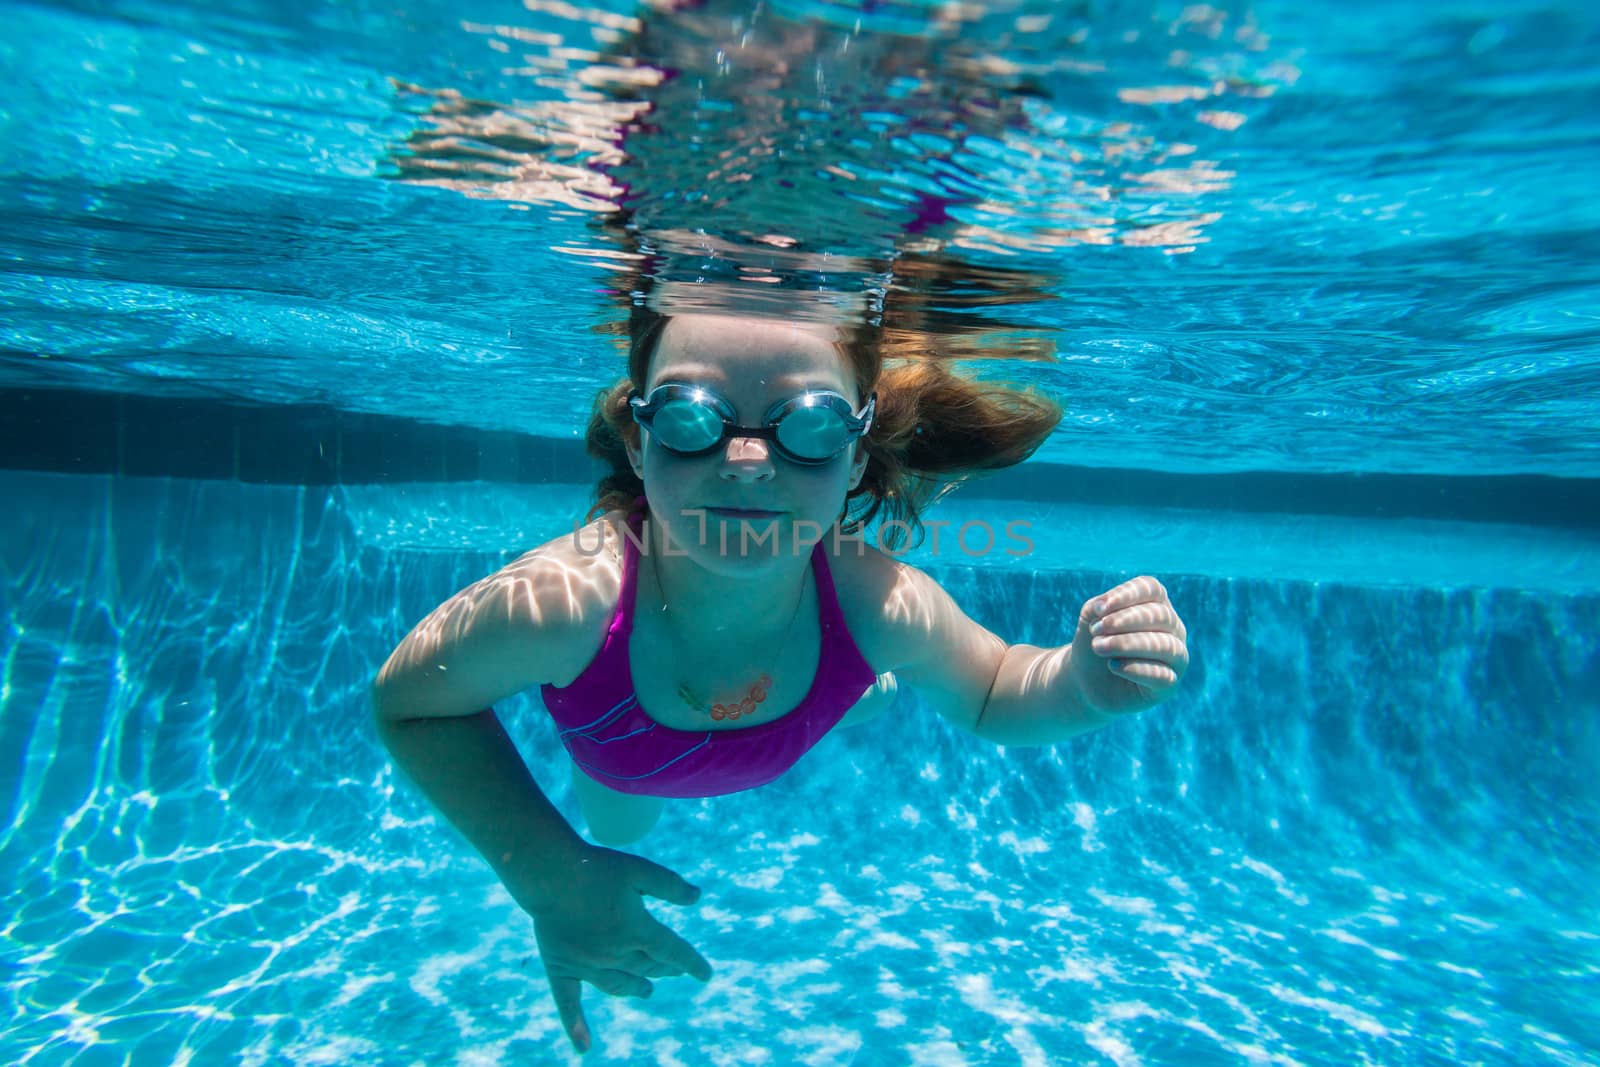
[704,506,784,519]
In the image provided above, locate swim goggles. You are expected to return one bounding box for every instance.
[629,382,876,465]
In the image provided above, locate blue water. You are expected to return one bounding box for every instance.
[2,0,1598,474]
[3,474,1596,1065]
[3,0,1600,1063]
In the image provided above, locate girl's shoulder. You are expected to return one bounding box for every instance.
[826,533,1009,708]
[373,512,632,715]
[825,536,946,673]
[481,512,630,684]
[513,510,631,579]
[500,512,627,584]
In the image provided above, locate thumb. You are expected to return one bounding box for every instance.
[628,856,702,906]
[549,975,592,1054]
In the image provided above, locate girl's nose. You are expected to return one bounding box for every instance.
[720,434,775,480]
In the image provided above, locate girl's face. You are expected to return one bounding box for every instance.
[626,313,868,575]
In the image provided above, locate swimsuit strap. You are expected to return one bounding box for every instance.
[809,537,848,636]
[609,507,646,642]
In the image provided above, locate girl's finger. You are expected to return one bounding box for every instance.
[634,959,681,979]
[589,969,654,999]
[648,925,714,983]
[1091,631,1187,665]
[629,857,702,907]
[1093,576,1170,616]
[1090,602,1184,639]
[549,976,592,1053]
[1109,659,1180,688]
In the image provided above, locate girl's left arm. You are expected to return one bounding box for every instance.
[883,567,1189,747]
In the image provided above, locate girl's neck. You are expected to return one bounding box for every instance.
[642,517,811,645]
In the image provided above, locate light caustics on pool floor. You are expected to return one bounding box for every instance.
[1,473,1596,1065]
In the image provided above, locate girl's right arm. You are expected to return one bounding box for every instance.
[371,529,711,1054]
[371,538,610,898]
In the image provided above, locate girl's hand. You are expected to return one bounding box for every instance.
[521,845,713,1055]
[1071,576,1189,716]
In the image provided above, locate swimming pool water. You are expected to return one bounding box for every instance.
[2,472,1596,1064]
[2,0,1598,476]
[3,0,1599,1062]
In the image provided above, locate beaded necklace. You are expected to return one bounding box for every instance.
[651,546,806,722]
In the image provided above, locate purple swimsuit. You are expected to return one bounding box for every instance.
[540,512,878,799]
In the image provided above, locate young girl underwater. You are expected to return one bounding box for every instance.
[372,305,1190,1055]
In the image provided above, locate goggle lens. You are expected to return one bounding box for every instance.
[653,400,724,453]
[774,403,850,461]
[631,385,873,465]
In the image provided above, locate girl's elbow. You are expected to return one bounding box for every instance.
[370,672,424,727]
[369,679,403,729]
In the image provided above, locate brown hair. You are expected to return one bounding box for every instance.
[585,270,1062,548]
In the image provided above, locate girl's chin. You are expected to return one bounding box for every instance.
[649,506,834,561]
[669,526,822,568]
[703,507,786,520]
